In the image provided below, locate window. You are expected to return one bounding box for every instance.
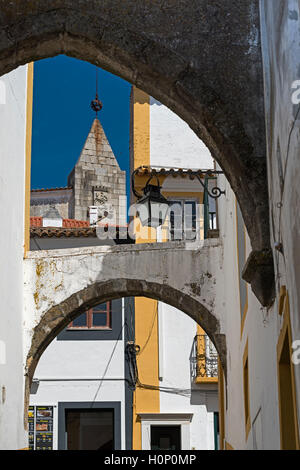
[68,302,111,330]
[140,414,192,450]
[66,409,114,450]
[169,199,197,241]
[151,425,181,450]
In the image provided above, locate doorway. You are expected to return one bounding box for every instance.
[58,402,121,450]
[66,409,114,450]
[151,425,181,450]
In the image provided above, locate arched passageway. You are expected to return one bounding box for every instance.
[24,240,226,418]
[0,0,274,304]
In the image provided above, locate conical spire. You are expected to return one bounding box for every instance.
[77,117,122,169]
[67,67,126,222]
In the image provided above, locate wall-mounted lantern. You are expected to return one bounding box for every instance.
[131,170,170,228]
[132,167,225,230]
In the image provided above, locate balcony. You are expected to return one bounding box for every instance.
[191,335,218,384]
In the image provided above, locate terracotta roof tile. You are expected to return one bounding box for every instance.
[30,225,131,239]
[31,187,72,193]
[63,219,90,228]
[134,166,220,178]
[30,217,90,228]
[30,227,97,238]
[30,217,42,227]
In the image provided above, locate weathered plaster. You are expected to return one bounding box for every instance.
[260,0,300,440]
[23,239,227,415]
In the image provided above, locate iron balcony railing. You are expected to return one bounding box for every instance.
[191,335,219,380]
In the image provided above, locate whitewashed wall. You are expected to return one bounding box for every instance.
[216,172,279,450]
[150,98,214,169]
[30,310,127,449]
[158,304,217,450]
[0,65,29,450]
[216,0,300,450]
[260,0,300,438]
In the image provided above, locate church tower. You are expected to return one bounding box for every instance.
[68,118,126,225]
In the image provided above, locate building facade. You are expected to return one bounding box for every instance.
[28,116,135,450]
[27,95,218,450]
[130,88,219,450]
[1,3,300,450]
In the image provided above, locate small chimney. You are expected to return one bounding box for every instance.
[89,206,98,226]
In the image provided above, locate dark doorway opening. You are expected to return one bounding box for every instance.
[151,425,181,450]
[66,409,114,450]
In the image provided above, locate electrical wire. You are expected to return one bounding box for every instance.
[137,381,192,398]
[124,300,194,397]
[90,321,125,407]
[126,335,193,398]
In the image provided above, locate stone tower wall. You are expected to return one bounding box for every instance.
[68,119,126,225]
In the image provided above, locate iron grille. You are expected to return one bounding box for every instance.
[191,335,218,379]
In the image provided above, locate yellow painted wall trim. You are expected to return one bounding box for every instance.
[240,297,249,338]
[235,199,249,338]
[132,87,150,170]
[194,377,218,384]
[24,62,34,257]
[278,285,287,316]
[225,441,234,450]
[243,339,251,441]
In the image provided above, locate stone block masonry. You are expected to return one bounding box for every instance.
[68,118,126,225]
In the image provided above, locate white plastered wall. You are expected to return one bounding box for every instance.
[0,65,29,449]
[30,336,127,449]
[150,97,214,170]
[260,0,300,444]
[158,303,217,450]
[216,172,279,450]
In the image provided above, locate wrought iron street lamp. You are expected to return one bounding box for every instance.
[131,170,170,228]
[131,167,225,229]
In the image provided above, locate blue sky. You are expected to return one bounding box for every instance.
[31,55,131,193]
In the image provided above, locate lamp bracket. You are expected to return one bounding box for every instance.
[131,167,225,200]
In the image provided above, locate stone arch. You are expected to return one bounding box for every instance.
[25,278,226,421]
[0,2,274,296]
